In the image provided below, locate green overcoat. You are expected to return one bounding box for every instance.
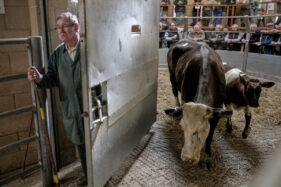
[38,43,84,145]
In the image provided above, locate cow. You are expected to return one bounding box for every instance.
[224,64,275,138]
[165,40,232,167]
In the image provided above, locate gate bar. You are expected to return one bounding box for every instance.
[0,163,41,186]
[0,38,30,45]
[0,105,34,119]
[0,74,27,83]
[0,135,38,154]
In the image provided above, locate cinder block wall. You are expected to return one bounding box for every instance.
[0,0,76,177]
[0,0,36,176]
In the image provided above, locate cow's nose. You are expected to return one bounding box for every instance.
[181,155,196,164]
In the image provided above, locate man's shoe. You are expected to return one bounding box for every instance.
[78,176,87,186]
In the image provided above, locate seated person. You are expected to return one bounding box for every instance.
[186,24,205,42]
[207,24,226,50]
[164,22,181,48]
[270,22,281,55]
[205,22,215,40]
[255,23,275,54]
[225,24,243,51]
[241,23,261,53]
[160,14,171,47]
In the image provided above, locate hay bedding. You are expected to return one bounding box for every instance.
[107,69,281,187]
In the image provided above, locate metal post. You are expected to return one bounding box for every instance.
[184,17,188,39]
[78,0,94,186]
[242,16,250,72]
[27,37,53,187]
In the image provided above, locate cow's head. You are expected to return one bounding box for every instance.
[240,74,275,107]
[165,102,232,164]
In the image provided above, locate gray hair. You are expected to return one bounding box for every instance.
[56,12,78,24]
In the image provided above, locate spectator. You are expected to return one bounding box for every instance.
[225,23,243,51]
[271,24,281,55]
[205,22,215,40]
[174,0,187,26]
[164,22,181,48]
[241,23,261,53]
[255,23,274,54]
[160,14,171,47]
[161,0,171,16]
[186,24,205,42]
[207,24,227,50]
[224,0,236,27]
[256,8,274,27]
[212,0,224,26]
[191,0,201,26]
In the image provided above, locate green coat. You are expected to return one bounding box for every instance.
[38,43,84,145]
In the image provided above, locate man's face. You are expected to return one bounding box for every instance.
[194,25,200,31]
[250,25,257,31]
[170,23,176,30]
[232,26,238,31]
[56,18,77,43]
[215,25,222,31]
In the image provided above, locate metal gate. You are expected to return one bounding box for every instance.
[78,1,159,186]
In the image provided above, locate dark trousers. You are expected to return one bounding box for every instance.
[76,144,87,178]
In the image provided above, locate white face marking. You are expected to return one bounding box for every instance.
[180,102,211,164]
[225,68,242,85]
[182,43,188,47]
[249,81,260,89]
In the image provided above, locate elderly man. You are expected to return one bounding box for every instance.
[225,24,243,51]
[186,24,205,42]
[206,24,226,50]
[241,23,261,53]
[27,12,87,186]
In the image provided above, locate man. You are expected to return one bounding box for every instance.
[225,24,243,51]
[241,23,261,53]
[255,22,275,54]
[164,22,181,48]
[160,14,171,48]
[207,24,226,50]
[174,0,187,26]
[186,24,205,42]
[160,0,171,16]
[27,12,87,186]
[256,8,273,27]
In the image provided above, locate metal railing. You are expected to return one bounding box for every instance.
[0,37,52,186]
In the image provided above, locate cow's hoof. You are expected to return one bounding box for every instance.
[199,152,213,170]
[226,125,232,134]
[242,127,251,139]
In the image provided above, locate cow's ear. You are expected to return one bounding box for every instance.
[239,74,247,86]
[164,107,182,118]
[261,81,275,88]
[204,108,213,119]
[205,108,233,119]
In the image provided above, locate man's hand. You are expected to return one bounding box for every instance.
[227,39,232,43]
[210,38,216,43]
[27,66,41,83]
[241,39,248,43]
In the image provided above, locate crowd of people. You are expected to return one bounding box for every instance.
[159,0,281,55]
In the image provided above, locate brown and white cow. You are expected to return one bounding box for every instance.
[224,64,275,138]
[165,40,232,166]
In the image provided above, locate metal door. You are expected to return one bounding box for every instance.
[78,1,159,186]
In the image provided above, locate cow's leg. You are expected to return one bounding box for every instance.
[201,117,220,169]
[170,74,180,106]
[242,106,251,138]
[225,105,233,133]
